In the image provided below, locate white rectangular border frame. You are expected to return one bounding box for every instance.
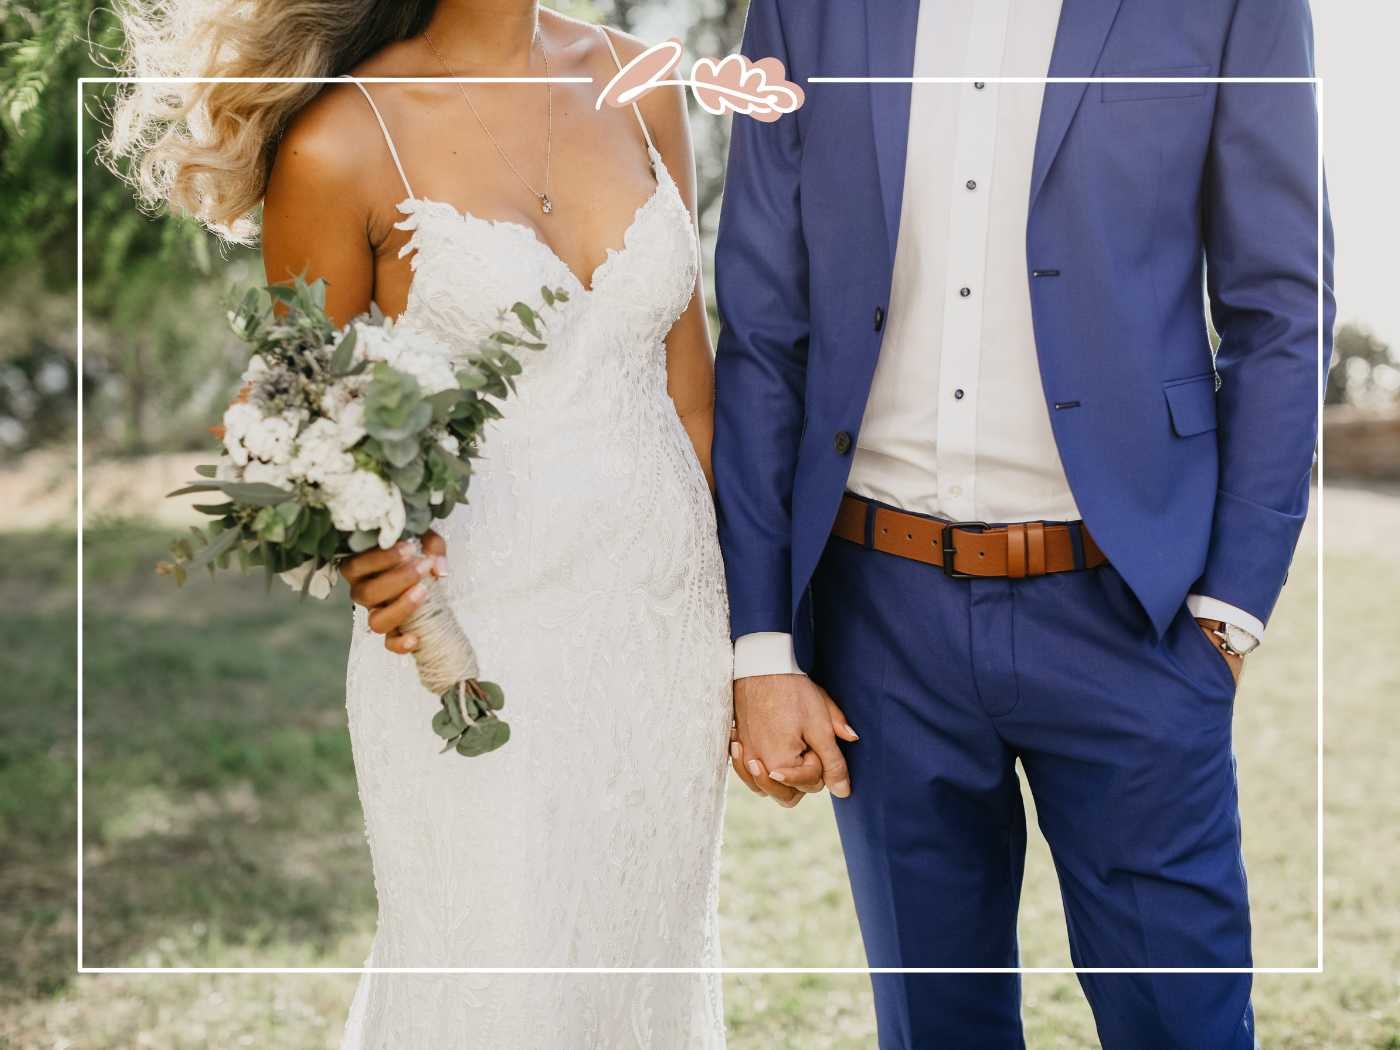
[75,73,1326,976]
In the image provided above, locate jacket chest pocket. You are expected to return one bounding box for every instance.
[1100,65,1210,103]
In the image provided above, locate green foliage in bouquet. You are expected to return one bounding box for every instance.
[161,276,562,581]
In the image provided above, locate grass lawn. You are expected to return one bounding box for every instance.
[0,514,1395,1048]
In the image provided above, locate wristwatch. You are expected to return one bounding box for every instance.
[1205,619,1261,658]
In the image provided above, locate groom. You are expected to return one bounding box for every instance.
[714,0,1331,1047]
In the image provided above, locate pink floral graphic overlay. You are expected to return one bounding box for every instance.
[595,38,805,123]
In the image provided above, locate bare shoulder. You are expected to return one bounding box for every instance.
[269,83,385,202]
[571,19,690,151]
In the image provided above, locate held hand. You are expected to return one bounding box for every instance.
[1196,618,1245,686]
[730,674,857,807]
[340,530,448,655]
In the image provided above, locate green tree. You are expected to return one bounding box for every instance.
[1327,323,1397,409]
[1,0,250,454]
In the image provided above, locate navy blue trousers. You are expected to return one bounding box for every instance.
[810,533,1255,1050]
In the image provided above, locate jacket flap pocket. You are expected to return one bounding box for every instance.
[1101,65,1210,103]
[1164,374,1218,436]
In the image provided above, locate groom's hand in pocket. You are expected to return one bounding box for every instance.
[732,675,857,806]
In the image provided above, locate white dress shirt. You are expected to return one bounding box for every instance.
[733,0,1261,679]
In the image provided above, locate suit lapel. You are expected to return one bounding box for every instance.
[1030,0,1124,208]
[866,0,921,263]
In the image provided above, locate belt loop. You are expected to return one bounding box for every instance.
[1026,521,1047,576]
[863,499,876,550]
[1006,523,1027,578]
[1068,521,1086,571]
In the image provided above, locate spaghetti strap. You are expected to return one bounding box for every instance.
[598,27,658,155]
[342,76,415,199]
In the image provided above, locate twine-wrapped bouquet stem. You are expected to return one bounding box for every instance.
[397,539,510,756]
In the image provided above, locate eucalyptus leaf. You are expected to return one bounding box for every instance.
[510,303,540,337]
[189,523,242,568]
[383,437,421,468]
[348,529,380,553]
[217,481,296,506]
[477,680,505,711]
[330,326,358,374]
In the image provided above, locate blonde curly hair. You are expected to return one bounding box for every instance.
[104,0,435,243]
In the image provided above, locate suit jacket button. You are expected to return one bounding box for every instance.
[873,306,885,332]
[834,431,852,455]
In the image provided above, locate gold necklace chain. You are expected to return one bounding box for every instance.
[422,29,555,215]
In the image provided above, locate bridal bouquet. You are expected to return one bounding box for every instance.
[159,277,566,757]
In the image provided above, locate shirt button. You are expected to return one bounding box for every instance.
[950,484,963,497]
[965,179,978,191]
[954,388,965,400]
[834,430,852,455]
[959,286,972,298]
[873,305,885,332]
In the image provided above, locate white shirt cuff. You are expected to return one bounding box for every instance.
[1185,594,1264,644]
[733,632,806,680]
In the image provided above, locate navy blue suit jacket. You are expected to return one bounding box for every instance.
[713,0,1334,667]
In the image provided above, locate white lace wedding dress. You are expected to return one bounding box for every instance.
[335,45,731,1049]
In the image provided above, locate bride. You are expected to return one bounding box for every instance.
[111,2,734,1045]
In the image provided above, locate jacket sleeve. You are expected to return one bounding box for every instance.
[1196,0,1335,626]
[712,0,810,640]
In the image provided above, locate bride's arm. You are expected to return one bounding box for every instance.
[639,56,716,492]
[261,89,446,651]
[261,88,379,326]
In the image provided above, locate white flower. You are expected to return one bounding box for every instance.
[354,322,458,395]
[336,400,367,448]
[436,431,460,457]
[215,457,241,482]
[320,383,352,421]
[402,351,458,396]
[344,322,390,364]
[288,418,356,485]
[241,410,298,466]
[220,401,262,466]
[240,354,270,386]
[243,459,292,488]
[279,560,339,600]
[324,469,406,548]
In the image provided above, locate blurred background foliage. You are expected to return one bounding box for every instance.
[1,0,256,457]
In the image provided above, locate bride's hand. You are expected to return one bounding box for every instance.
[340,530,449,654]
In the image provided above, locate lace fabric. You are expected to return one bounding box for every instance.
[338,151,731,1049]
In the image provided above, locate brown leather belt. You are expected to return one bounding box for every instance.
[832,493,1107,579]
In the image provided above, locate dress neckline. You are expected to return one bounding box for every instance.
[395,147,672,297]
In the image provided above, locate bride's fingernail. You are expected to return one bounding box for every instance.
[746,759,764,779]
[434,556,450,577]
[729,742,741,760]
[843,724,860,741]
[402,635,419,651]
[769,770,787,783]
[416,558,434,577]
[408,583,427,602]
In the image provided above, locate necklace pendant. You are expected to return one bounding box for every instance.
[539,193,553,215]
